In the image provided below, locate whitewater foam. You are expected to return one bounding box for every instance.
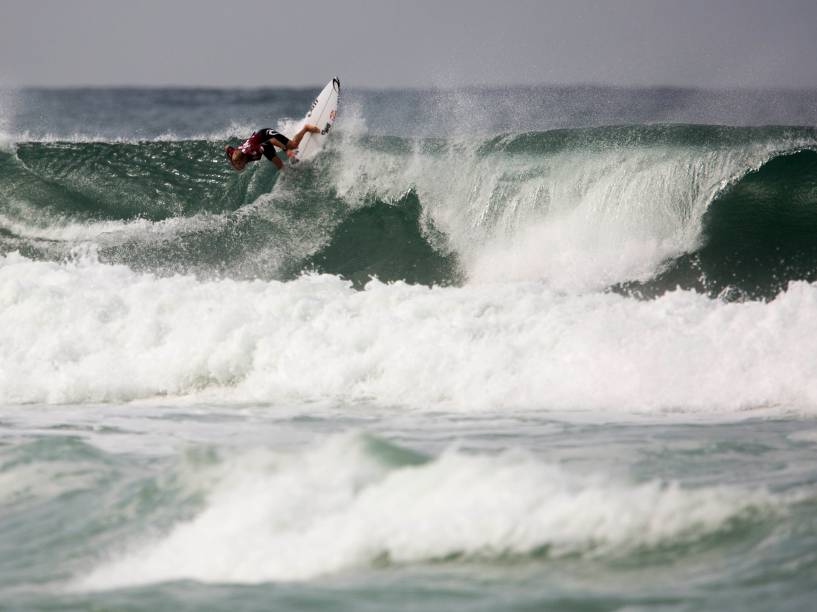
[788,430,817,444]
[2,252,817,414]
[75,433,782,588]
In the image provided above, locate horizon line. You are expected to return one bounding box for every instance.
[5,82,817,95]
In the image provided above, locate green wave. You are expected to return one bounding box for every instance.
[2,126,817,295]
[4,141,275,220]
[0,139,460,285]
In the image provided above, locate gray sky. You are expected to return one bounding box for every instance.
[2,0,817,89]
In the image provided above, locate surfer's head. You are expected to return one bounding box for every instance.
[224,146,247,172]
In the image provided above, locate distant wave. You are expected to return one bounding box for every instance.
[73,433,784,588]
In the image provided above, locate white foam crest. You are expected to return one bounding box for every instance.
[75,433,781,589]
[0,133,14,153]
[0,198,229,246]
[788,430,817,444]
[0,210,153,243]
[3,253,817,414]
[0,88,14,142]
[0,124,258,144]
[3,131,148,144]
[325,133,808,290]
[194,121,263,142]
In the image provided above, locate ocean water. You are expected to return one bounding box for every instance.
[1,85,817,611]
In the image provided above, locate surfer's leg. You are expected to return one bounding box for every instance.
[287,124,321,149]
[261,143,285,169]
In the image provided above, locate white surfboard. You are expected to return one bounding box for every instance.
[291,77,340,162]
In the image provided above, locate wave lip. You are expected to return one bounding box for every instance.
[323,124,817,292]
[620,148,817,299]
[75,433,783,588]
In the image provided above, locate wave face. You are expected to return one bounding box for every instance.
[2,125,816,295]
[0,138,460,285]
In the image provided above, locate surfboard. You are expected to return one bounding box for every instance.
[290,77,340,162]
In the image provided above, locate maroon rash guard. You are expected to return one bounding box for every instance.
[238,128,290,161]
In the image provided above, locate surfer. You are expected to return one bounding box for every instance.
[224,124,320,172]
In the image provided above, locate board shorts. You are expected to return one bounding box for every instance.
[261,132,290,160]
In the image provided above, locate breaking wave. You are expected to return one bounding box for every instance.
[1,125,816,294]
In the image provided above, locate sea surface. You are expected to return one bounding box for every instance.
[1,85,817,611]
